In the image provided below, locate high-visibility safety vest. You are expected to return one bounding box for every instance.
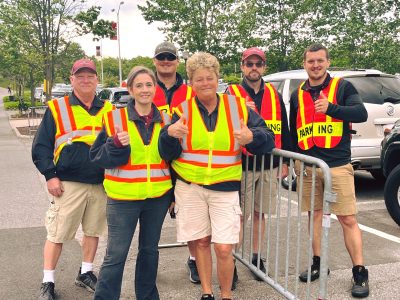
[296,77,343,150]
[48,96,114,163]
[172,94,248,185]
[153,84,194,115]
[102,108,172,200]
[228,83,282,148]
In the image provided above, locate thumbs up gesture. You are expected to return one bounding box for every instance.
[314,90,329,114]
[167,114,189,139]
[233,119,253,146]
[115,125,130,146]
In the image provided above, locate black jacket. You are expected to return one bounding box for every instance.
[32,93,107,184]
[158,95,275,191]
[289,74,368,168]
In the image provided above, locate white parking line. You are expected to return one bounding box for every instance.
[282,196,400,244]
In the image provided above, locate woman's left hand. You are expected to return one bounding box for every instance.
[233,119,253,146]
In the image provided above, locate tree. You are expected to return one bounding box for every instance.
[0,1,115,101]
[138,0,257,62]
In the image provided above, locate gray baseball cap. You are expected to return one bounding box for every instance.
[154,41,177,58]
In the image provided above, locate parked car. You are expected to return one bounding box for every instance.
[97,87,129,108]
[263,69,400,189]
[381,119,400,226]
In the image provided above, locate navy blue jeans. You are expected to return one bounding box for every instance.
[94,192,171,300]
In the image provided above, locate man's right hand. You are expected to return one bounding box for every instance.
[167,115,188,139]
[47,177,64,197]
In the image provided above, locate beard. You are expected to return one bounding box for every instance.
[245,72,262,83]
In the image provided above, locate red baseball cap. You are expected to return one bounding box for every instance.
[241,47,266,62]
[71,58,97,75]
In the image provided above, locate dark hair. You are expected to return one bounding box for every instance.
[303,44,330,61]
[126,66,156,88]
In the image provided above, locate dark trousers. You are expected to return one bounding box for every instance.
[94,193,171,300]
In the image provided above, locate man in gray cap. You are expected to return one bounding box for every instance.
[152,41,199,285]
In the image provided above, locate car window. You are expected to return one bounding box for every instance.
[346,76,400,105]
[289,79,305,96]
[268,80,284,94]
[113,91,129,101]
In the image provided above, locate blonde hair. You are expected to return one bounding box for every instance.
[186,52,220,81]
[126,66,156,88]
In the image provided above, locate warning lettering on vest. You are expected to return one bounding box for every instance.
[266,122,281,133]
[317,124,333,134]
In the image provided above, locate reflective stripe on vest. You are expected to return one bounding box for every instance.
[296,77,343,150]
[229,83,282,148]
[172,94,247,185]
[153,84,194,115]
[103,107,172,200]
[48,96,114,162]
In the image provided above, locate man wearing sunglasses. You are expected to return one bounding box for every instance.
[152,41,199,285]
[152,41,195,115]
[227,47,291,282]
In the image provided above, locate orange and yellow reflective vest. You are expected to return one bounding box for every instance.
[47,96,114,163]
[153,84,195,115]
[172,94,248,185]
[296,77,343,150]
[228,83,282,148]
[102,108,172,200]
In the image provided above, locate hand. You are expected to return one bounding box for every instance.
[47,177,64,197]
[167,114,188,139]
[115,125,130,146]
[233,119,253,146]
[314,91,329,114]
[278,163,289,179]
[168,202,175,219]
[246,98,257,111]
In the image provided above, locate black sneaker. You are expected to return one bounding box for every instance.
[351,266,369,298]
[38,282,55,300]
[251,256,267,281]
[187,257,201,284]
[75,268,97,292]
[231,264,238,291]
[299,264,330,282]
[200,294,215,300]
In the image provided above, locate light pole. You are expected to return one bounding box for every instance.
[112,1,124,87]
[182,51,189,84]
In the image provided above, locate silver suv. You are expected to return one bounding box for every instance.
[263,69,400,181]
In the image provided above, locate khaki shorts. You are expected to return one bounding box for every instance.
[174,179,242,244]
[45,181,107,243]
[240,168,277,218]
[294,162,357,216]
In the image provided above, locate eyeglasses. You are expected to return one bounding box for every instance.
[244,61,265,68]
[155,53,177,61]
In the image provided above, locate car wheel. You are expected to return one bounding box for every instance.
[282,169,297,191]
[384,164,400,226]
[370,169,386,182]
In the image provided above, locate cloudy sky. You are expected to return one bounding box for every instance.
[73,0,165,59]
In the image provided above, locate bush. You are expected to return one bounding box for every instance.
[3,99,41,110]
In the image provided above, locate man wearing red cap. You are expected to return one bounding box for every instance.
[152,42,200,285]
[32,58,114,299]
[227,47,291,282]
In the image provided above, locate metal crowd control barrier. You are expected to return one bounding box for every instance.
[235,148,336,300]
[27,105,47,138]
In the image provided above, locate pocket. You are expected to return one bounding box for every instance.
[233,205,242,216]
[45,203,60,237]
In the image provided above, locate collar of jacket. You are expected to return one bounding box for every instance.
[302,72,332,92]
[69,91,104,108]
[156,72,184,90]
[241,77,265,95]
[126,100,163,123]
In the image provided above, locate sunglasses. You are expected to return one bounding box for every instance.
[155,53,177,61]
[244,61,265,68]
